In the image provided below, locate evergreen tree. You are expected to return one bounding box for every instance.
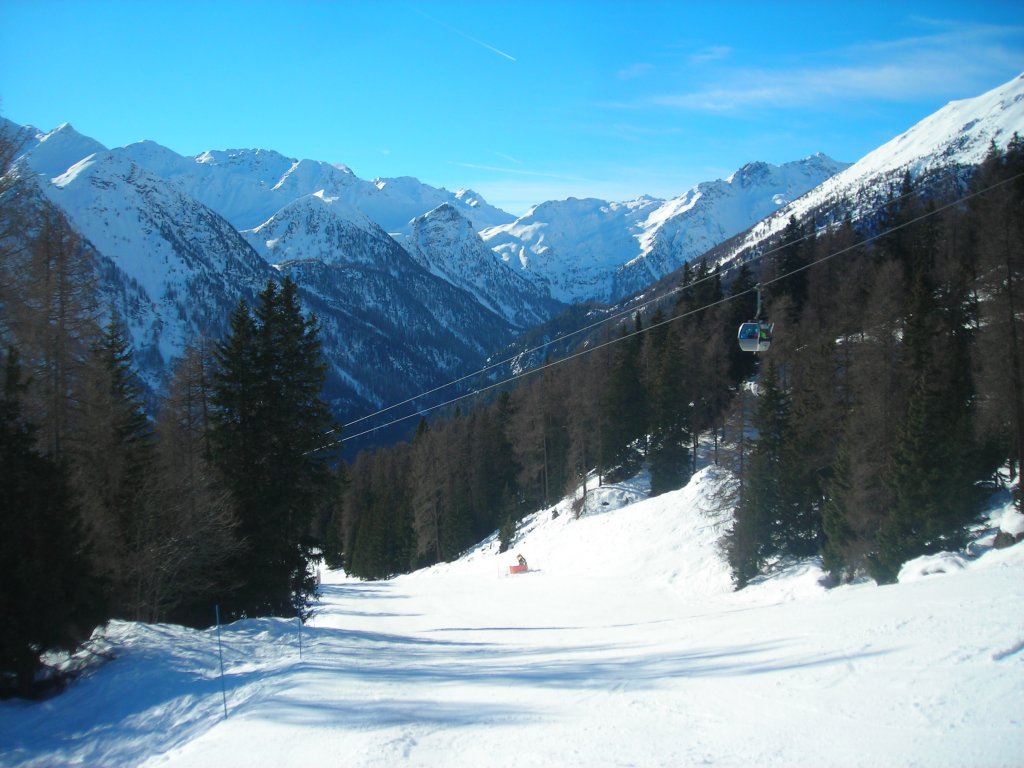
[341,451,376,576]
[972,136,1024,501]
[347,446,415,579]
[873,375,983,582]
[877,171,921,279]
[438,416,474,558]
[821,439,856,579]
[0,204,101,461]
[467,403,519,541]
[409,419,446,567]
[566,344,605,489]
[211,278,337,619]
[320,464,347,571]
[647,321,691,496]
[601,316,647,477]
[821,260,906,578]
[725,354,828,587]
[0,347,106,696]
[511,372,564,508]
[774,339,835,558]
[149,341,241,625]
[725,262,759,383]
[871,203,987,582]
[774,216,810,321]
[74,316,157,619]
[727,364,792,587]
[498,511,517,553]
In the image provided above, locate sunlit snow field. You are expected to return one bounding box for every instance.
[2,467,1023,768]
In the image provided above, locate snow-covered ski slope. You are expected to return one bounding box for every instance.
[2,467,1022,768]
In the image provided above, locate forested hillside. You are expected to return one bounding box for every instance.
[335,139,1024,584]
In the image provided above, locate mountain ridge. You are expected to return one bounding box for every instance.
[3,72,1019,433]
[721,72,1024,260]
[480,153,851,304]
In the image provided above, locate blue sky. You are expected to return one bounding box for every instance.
[2,1,1023,215]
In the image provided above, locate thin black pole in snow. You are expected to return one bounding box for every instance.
[215,604,228,719]
[297,616,303,661]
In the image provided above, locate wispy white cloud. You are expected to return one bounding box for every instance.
[495,151,524,165]
[462,164,724,216]
[578,121,685,145]
[452,162,613,214]
[454,161,594,183]
[689,45,731,64]
[459,177,640,216]
[454,157,725,215]
[640,22,1023,113]
[616,62,653,80]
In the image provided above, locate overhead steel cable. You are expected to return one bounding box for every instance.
[308,167,1021,455]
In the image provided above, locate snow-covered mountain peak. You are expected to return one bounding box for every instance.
[38,122,87,145]
[454,188,484,208]
[270,157,359,196]
[798,151,848,174]
[727,160,772,186]
[724,154,849,189]
[120,139,198,178]
[414,201,470,227]
[17,121,107,180]
[35,142,272,373]
[307,187,377,226]
[373,175,421,192]
[50,147,121,188]
[405,202,560,328]
[863,71,1023,172]
[726,72,1024,255]
[244,190,388,268]
[194,146,294,177]
[123,147,364,231]
[354,175,514,234]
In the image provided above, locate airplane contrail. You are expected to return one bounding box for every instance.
[413,7,517,62]
[458,30,517,62]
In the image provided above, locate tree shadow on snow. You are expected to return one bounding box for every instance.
[0,618,893,767]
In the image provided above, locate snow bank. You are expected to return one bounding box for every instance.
[898,551,969,582]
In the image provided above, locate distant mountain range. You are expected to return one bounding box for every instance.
[3,71,1020,433]
[481,153,848,304]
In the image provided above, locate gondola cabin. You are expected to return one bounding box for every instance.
[738,321,773,353]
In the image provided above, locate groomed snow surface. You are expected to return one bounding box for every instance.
[2,467,1023,768]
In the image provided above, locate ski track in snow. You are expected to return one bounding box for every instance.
[1,467,1023,768]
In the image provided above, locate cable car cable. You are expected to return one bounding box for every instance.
[310,167,1023,453]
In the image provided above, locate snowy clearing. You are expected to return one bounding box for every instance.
[2,467,1023,768]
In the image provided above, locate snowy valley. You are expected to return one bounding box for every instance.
[1,467,1022,767]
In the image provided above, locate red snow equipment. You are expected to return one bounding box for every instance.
[509,554,528,574]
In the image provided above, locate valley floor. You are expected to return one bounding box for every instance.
[2,468,1023,768]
